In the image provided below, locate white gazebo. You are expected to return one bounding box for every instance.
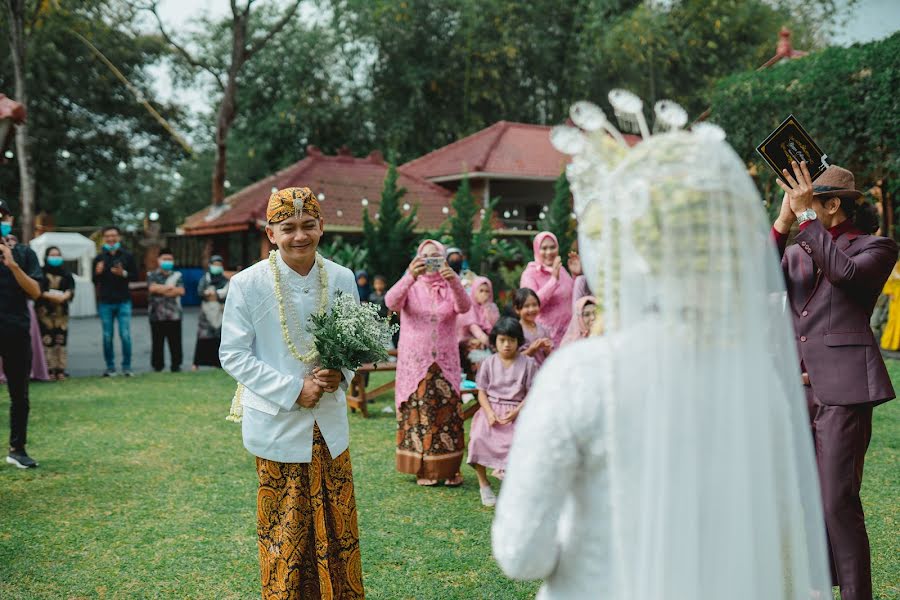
[29,232,97,317]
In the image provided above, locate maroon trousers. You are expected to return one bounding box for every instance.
[805,387,873,600]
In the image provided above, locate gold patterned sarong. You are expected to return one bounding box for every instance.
[256,425,364,599]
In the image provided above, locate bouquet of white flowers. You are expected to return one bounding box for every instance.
[306,291,398,371]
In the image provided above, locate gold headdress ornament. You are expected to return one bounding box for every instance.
[266,187,321,224]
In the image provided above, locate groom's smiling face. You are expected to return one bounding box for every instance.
[266,214,324,263]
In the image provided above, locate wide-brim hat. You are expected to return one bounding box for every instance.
[813,165,863,201]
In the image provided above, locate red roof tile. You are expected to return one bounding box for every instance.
[182,147,454,236]
[400,121,641,180]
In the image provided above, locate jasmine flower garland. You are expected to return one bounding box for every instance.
[226,251,329,423]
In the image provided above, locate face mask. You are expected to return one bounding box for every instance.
[209,265,224,276]
[0,222,11,237]
[447,259,463,274]
[160,260,174,271]
[47,256,64,267]
[103,242,121,252]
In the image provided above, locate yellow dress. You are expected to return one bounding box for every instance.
[879,264,900,350]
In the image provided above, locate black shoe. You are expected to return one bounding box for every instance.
[171,367,181,373]
[6,449,38,469]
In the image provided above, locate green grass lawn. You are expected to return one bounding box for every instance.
[1,365,897,599]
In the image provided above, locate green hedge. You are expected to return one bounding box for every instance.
[709,33,900,232]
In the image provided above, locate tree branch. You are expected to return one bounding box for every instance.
[244,0,302,59]
[147,1,225,91]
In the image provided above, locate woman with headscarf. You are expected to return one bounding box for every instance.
[355,269,372,304]
[519,232,574,347]
[560,296,599,347]
[192,255,229,370]
[35,246,75,380]
[386,239,472,486]
[459,276,500,345]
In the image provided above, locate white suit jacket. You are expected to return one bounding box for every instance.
[220,252,358,463]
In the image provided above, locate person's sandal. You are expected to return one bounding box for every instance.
[416,478,439,486]
[444,474,464,487]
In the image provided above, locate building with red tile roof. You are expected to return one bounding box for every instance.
[180,146,453,265]
[401,121,639,231]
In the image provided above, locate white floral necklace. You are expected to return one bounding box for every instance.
[226,250,329,423]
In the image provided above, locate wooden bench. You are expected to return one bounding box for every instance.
[346,351,398,418]
[347,351,483,421]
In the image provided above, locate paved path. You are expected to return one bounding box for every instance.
[67,307,202,377]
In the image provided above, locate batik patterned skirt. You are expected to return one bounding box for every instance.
[256,425,364,600]
[396,364,465,480]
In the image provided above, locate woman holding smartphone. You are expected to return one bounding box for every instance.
[386,240,472,486]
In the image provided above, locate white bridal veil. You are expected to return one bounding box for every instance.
[550,96,832,598]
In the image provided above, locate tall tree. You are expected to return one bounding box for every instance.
[447,175,478,259]
[4,0,36,241]
[0,1,187,231]
[541,172,575,262]
[361,164,418,283]
[146,0,302,209]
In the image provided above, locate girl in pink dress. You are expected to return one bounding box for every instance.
[468,317,538,506]
[560,295,599,347]
[514,288,553,367]
[458,276,500,347]
[519,231,574,346]
[386,239,472,487]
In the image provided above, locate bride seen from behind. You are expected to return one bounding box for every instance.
[491,96,832,599]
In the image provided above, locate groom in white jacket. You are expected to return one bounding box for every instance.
[220,187,365,599]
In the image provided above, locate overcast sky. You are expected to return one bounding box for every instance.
[148,0,900,115]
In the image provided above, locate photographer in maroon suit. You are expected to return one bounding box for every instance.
[772,161,897,600]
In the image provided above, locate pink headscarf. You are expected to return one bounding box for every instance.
[417,239,448,296]
[527,231,560,274]
[468,276,500,332]
[561,295,599,347]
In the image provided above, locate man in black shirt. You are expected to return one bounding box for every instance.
[92,226,138,376]
[0,200,43,469]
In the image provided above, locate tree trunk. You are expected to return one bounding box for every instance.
[6,0,36,242]
[210,13,248,207]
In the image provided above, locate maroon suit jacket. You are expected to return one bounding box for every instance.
[778,219,898,406]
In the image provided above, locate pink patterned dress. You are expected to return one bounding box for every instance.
[386,240,472,480]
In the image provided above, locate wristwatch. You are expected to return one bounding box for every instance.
[796,208,817,225]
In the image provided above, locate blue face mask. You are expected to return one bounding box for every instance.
[47,256,64,267]
[0,222,11,238]
[160,260,174,272]
[209,265,224,276]
[103,242,121,252]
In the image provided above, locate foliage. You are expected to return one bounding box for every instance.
[469,196,499,273]
[447,176,478,259]
[0,0,188,230]
[319,235,369,273]
[709,32,900,236]
[540,172,576,262]
[360,164,418,284]
[308,291,396,370]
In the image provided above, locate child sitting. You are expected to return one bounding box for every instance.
[467,316,538,507]
[560,295,600,347]
[459,276,500,374]
[514,287,553,366]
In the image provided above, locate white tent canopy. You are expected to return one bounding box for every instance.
[29,232,97,317]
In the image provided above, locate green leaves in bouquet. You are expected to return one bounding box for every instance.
[308,291,398,371]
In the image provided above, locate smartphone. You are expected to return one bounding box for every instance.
[423,257,444,273]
